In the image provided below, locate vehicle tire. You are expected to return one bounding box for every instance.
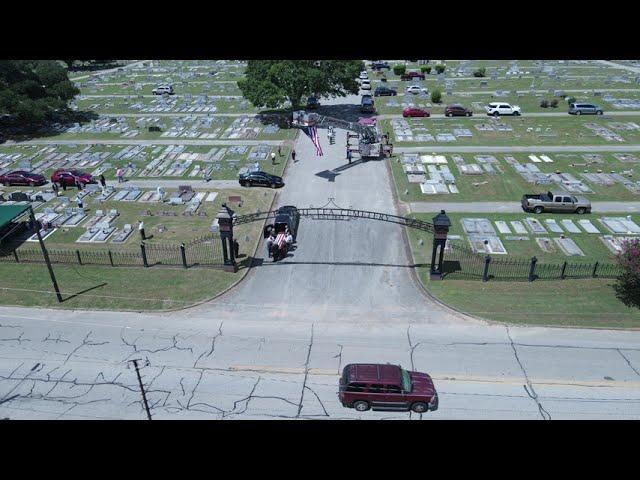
[576,207,586,214]
[467,112,472,116]
[533,206,544,214]
[597,110,603,115]
[493,111,500,117]
[271,183,276,189]
[3,181,9,187]
[353,401,370,412]
[411,402,428,413]
[514,111,521,116]
[29,181,35,187]
[576,110,581,116]
[446,112,452,117]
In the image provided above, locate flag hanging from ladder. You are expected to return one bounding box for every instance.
[302,125,323,156]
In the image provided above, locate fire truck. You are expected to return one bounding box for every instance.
[290,111,392,159]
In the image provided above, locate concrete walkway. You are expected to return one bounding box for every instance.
[112,179,239,190]
[379,111,640,119]
[409,201,640,214]
[596,60,640,74]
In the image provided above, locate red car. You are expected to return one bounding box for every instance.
[400,71,426,81]
[339,363,438,413]
[51,169,96,187]
[402,107,430,117]
[0,170,46,187]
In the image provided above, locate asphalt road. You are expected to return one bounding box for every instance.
[7,139,283,147]
[396,145,640,153]
[409,201,640,214]
[1,307,639,420]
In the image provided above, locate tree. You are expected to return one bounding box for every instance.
[431,89,442,104]
[0,61,79,128]
[393,64,406,76]
[473,67,486,78]
[435,64,446,74]
[237,60,363,110]
[614,238,640,309]
[566,96,577,104]
[550,98,559,108]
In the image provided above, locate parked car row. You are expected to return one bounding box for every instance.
[0,169,96,187]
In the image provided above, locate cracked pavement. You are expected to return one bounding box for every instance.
[1,310,640,419]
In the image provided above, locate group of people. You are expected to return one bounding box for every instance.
[265,226,294,259]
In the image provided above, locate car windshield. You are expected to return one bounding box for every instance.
[400,368,412,392]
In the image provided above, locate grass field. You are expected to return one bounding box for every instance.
[0,262,245,310]
[425,276,640,329]
[379,115,640,147]
[388,150,640,203]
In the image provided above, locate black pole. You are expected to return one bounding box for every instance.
[482,255,491,283]
[29,207,62,303]
[129,359,152,421]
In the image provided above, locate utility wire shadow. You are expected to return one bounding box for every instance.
[62,282,108,303]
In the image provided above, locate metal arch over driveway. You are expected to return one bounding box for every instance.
[234,207,435,233]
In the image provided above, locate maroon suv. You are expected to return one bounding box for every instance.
[339,363,438,413]
[400,71,425,81]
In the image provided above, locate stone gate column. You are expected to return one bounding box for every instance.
[217,204,237,273]
[430,210,451,280]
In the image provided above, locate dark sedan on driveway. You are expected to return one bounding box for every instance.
[239,171,284,188]
[0,170,47,187]
[374,86,397,97]
[444,104,473,117]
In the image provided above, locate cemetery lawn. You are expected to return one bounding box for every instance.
[0,262,244,310]
[388,150,640,203]
[425,276,640,329]
[380,115,640,147]
[405,212,639,264]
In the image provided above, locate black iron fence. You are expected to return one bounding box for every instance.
[0,233,225,269]
[442,243,622,281]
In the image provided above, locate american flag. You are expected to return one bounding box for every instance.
[303,125,323,156]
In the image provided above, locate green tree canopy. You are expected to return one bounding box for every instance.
[0,60,79,127]
[237,60,364,110]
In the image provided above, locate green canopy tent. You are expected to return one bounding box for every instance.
[0,204,32,247]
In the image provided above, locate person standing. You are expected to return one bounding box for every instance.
[265,232,275,258]
[347,149,352,164]
[277,145,282,157]
[76,195,84,210]
[116,168,124,183]
[75,178,83,191]
[271,152,276,165]
[291,149,296,163]
[99,174,106,189]
[138,220,146,241]
[52,182,59,197]
[61,180,67,191]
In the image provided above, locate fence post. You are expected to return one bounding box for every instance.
[560,261,567,279]
[76,249,82,265]
[108,250,114,267]
[13,250,19,263]
[528,256,538,282]
[482,255,491,282]
[180,243,187,269]
[592,261,599,278]
[140,243,148,267]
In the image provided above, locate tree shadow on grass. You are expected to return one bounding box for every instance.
[1,110,100,142]
[62,282,108,303]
